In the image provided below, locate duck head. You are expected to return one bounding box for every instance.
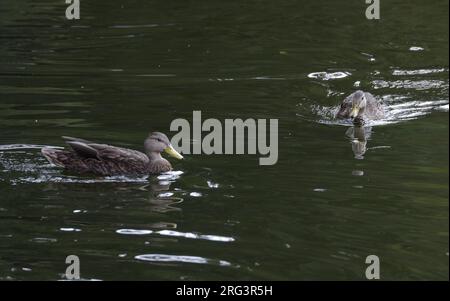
[144,132,183,160]
[349,90,367,119]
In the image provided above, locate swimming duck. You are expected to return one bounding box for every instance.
[41,132,183,176]
[336,90,385,125]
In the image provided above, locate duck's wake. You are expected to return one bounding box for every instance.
[307,96,448,127]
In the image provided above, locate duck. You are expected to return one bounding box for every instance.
[41,132,183,176]
[336,90,385,125]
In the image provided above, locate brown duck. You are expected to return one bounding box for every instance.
[41,132,183,176]
[336,90,385,125]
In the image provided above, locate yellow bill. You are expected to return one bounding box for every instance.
[350,106,360,119]
[164,144,184,159]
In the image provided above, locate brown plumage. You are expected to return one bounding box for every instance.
[336,90,385,125]
[41,132,183,176]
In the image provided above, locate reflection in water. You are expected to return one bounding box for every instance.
[147,196,183,213]
[141,180,184,213]
[345,126,372,159]
[344,126,392,160]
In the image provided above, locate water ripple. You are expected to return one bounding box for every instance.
[372,79,447,90]
[392,68,447,76]
[116,229,153,235]
[116,228,234,242]
[157,170,184,181]
[158,230,235,242]
[0,144,62,151]
[134,254,232,266]
[60,228,82,232]
[409,46,424,51]
[11,175,150,185]
[307,71,351,81]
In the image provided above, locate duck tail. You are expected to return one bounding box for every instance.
[41,147,66,167]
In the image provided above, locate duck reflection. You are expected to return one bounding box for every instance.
[141,179,183,213]
[345,125,372,159]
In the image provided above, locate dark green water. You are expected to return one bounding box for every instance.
[0,0,448,280]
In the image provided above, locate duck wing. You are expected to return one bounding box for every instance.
[66,141,101,160]
[61,136,93,144]
[64,137,149,164]
[83,143,149,164]
[43,137,150,175]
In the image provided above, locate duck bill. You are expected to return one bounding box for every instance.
[350,106,360,119]
[164,145,184,160]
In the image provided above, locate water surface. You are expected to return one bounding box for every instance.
[0,0,448,280]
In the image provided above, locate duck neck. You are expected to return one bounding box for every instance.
[146,152,163,162]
